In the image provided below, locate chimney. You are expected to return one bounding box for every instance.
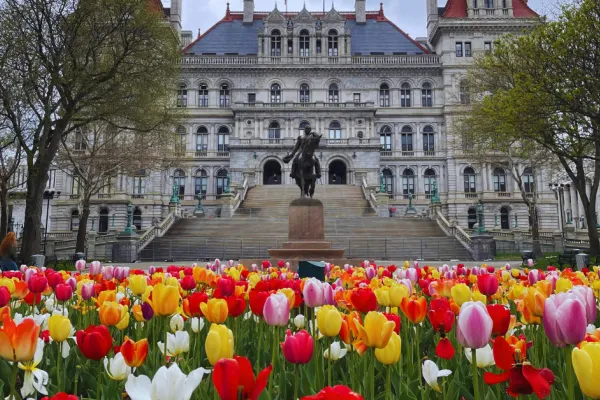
[244,0,254,24]
[355,0,366,24]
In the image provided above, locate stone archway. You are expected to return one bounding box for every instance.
[328,160,347,185]
[263,160,282,185]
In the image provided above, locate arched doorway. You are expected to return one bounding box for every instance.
[500,207,510,230]
[329,160,347,184]
[468,207,477,229]
[133,208,142,231]
[263,160,282,185]
[98,208,109,233]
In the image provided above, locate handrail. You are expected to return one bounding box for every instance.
[434,210,473,252]
[182,54,440,66]
[232,179,249,215]
[361,178,378,213]
[137,212,177,252]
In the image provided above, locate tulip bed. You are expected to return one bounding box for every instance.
[0,259,599,400]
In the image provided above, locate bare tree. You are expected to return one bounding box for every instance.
[56,121,177,252]
[0,0,180,261]
[0,124,22,240]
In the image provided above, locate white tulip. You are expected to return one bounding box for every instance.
[587,324,597,334]
[422,360,452,393]
[170,314,184,332]
[323,342,347,361]
[293,314,305,329]
[125,363,211,400]
[104,353,132,381]
[44,298,55,312]
[464,345,495,368]
[18,339,48,397]
[191,317,205,333]
[158,331,190,357]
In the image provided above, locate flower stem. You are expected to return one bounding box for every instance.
[565,346,574,400]
[370,350,375,400]
[294,364,299,400]
[416,324,422,396]
[256,322,262,374]
[472,348,480,400]
[386,365,392,400]
[10,361,18,400]
[164,316,169,366]
[269,326,277,394]
[57,343,62,392]
[97,361,103,400]
[327,337,332,387]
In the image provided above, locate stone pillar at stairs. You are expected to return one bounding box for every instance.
[376,192,390,217]
[87,232,97,260]
[220,192,236,218]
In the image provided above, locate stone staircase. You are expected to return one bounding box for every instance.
[139,185,473,262]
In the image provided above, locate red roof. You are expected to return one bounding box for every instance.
[442,0,538,18]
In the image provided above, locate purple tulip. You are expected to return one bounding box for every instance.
[456,301,493,349]
[504,263,512,271]
[81,282,95,301]
[570,286,597,324]
[75,260,86,272]
[543,293,587,347]
[324,263,332,276]
[148,266,156,275]
[263,293,290,327]
[471,267,481,276]
[142,302,154,321]
[365,266,376,280]
[89,261,102,276]
[103,266,114,280]
[302,278,324,308]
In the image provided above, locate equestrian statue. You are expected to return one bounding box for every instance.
[283,125,322,198]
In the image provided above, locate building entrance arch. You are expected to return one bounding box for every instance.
[263,160,282,185]
[329,160,347,184]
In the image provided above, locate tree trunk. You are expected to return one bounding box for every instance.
[75,200,90,253]
[584,202,599,256]
[529,204,543,257]
[19,167,48,263]
[0,185,7,241]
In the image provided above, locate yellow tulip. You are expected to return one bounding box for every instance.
[247,273,260,287]
[48,315,71,342]
[165,276,179,288]
[374,287,391,307]
[375,331,401,365]
[450,283,471,307]
[511,269,520,278]
[0,278,15,294]
[200,298,228,323]
[555,278,573,293]
[472,290,487,304]
[507,283,525,301]
[226,268,241,281]
[205,324,234,366]
[572,342,600,399]
[152,283,180,317]
[116,306,130,330]
[132,304,145,322]
[317,305,342,337]
[99,301,122,326]
[128,275,147,296]
[277,288,295,310]
[501,271,511,283]
[355,311,395,349]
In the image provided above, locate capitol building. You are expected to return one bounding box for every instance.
[11,0,592,248]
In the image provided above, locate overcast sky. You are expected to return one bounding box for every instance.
[165,0,563,40]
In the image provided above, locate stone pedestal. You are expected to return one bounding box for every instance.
[376,192,389,217]
[220,193,235,218]
[112,235,138,263]
[87,232,97,260]
[268,199,345,263]
[471,235,496,261]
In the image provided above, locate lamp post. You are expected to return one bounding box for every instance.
[476,199,485,234]
[550,183,566,244]
[43,190,58,255]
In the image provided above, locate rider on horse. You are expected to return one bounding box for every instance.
[284,125,322,181]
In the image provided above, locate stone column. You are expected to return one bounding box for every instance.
[220,192,236,218]
[564,186,572,223]
[376,192,390,217]
[87,231,97,260]
[482,165,488,192]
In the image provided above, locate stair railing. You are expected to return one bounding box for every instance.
[232,179,249,215]
[136,211,177,253]
[434,210,473,253]
[362,178,379,213]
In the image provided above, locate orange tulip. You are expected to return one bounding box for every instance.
[13,280,29,300]
[120,337,149,368]
[99,301,122,326]
[193,267,216,286]
[95,290,116,307]
[340,311,361,345]
[400,296,427,324]
[0,314,39,362]
[131,304,145,322]
[523,287,546,318]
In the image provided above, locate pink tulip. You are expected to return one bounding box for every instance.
[251,264,258,272]
[456,301,493,349]
[504,263,512,270]
[81,282,95,300]
[89,261,102,276]
[543,293,587,347]
[281,329,314,364]
[20,265,28,273]
[322,282,335,305]
[365,266,376,280]
[413,261,419,269]
[546,274,558,292]
[148,266,156,275]
[75,260,86,272]
[528,269,541,285]
[263,293,290,327]
[399,279,413,295]
[527,258,534,267]
[103,266,114,280]
[569,286,597,324]
[65,277,77,291]
[303,278,324,308]
[406,268,418,283]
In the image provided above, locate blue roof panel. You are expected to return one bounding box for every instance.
[346,20,424,55]
[187,20,263,55]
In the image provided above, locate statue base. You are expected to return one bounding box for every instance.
[268,198,346,264]
[405,207,417,216]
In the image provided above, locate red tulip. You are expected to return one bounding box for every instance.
[301,385,365,400]
[215,277,235,298]
[477,274,499,296]
[28,274,47,294]
[427,298,455,333]
[47,272,64,289]
[487,304,511,337]
[23,291,42,306]
[180,275,196,291]
[436,337,455,360]
[0,286,10,308]
[213,356,272,400]
[76,325,113,360]
[183,291,208,318]
[225,295,246,318]
[249,290,270,317]
[383,313,401,335]
[281,329,314,364]
[55,284,73,302]
[350,288,377,313]
[41,393,78,400]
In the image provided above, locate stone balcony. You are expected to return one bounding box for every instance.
[232,101,375,111]
[229,137,381,150]
[380,150,445,159]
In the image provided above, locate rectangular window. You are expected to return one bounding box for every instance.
[196,135,208,152]
[353,93,361,103]
[456,42,463,57]
[195,177,207,198]
[316,39,322,54]
[288,39,293,55]
[401,134,413,152]
[380,134,392,151]
[484,42,492,52]
[218,134,229,152]
[423,133,435,152]
[72,176,81,196]
[464,175,476,193]
[133,176,146,195]
[465,42,472,57]
[248,93,256,103]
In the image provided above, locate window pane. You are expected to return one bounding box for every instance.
[456,42,463,57]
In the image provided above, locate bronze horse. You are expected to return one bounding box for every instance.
[283,126,322,198]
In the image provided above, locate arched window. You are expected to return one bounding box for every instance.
[400,83,411,107]
[216,170,228,199]
[133,208,142,231]
[271,84,281,103]
[523,167,534,193]
[70,210,79,231]
[382,169,394,195]
[329,121,342,141]
[175,126,187,153]
[460,81,471,105]
[379,126,392,151]
[421,82,433,107]
[268,121,281,141]
[485,0,494,8]
[299,29,310,57]
[379,84,390,107]
[198,83,209,107]
[402,169,415,198]
[98,208,109,233]
[423,125,435,153]
[177,83,188,108]
[328,84,339,103]
[401,126,413,152]
[424,169,437,197]
[300,84,310,103]
[217,126,230,152]
[493,167,507,192]
[328,29,338,57]
[196,126,208,152]
[299,121,311,135]
[195,170,208,199]
[464,167,476,193]
[500,206,510,229]
[173,169,186,196]
[271,29,282,57]
[219,83,230,108]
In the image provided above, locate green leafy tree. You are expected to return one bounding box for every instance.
[0,0,180,261]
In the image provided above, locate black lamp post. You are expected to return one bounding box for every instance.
[550,183,566,243]
[43,190,59,255]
